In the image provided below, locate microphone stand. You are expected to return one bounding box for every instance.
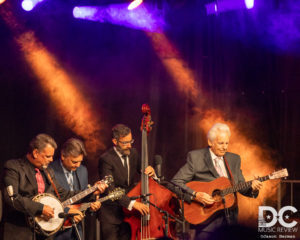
[154,178,194,240]
[8,193,37,240]
[140,195,183,238]
[70,217,83,240]
[222,195,231,225]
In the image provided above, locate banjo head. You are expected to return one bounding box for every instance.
[33,193,64,233]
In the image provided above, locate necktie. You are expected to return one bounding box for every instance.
[35,168,45,193]
[214,157,224,177]
[66,172,74,191]
[122,155,129,186]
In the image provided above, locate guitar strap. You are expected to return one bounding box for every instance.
[44,168,62,201]
[223,156,235,184]
[223,156,238,206]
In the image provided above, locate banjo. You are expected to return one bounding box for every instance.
[29,175,113,236]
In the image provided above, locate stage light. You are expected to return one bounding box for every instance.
[128,0,143,10]
[245,0,254,9]
[0,0,6,5]
[21,0,44,11]
[205,0,255,15]
[73,4,164,32]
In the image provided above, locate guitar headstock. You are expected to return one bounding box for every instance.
[269,169,288,180]
[109,188,125,201]
[102,175,114,186]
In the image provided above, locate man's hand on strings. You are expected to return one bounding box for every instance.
[252,176,263,191]
[41,205,54,221]
[194,192,215,206]
[90,195,101,212]
[68,208,84,223]
[133,201,149,215]
[93,181,108,196]
[144,166,155,177]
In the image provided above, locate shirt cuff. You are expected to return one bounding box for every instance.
[128,200,136,211]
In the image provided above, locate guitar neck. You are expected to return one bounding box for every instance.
[222,175,269,196]
[62,185,98,207]
[79,194,117,212]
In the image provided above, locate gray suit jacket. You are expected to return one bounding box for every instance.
[172,147,257,201]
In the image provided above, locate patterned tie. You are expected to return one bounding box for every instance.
[214,157,224,177]
[35,168,45,193]
[66,172,74,191]
[122,155,129,186]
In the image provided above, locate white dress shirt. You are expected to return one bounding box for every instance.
[209,148,228,178]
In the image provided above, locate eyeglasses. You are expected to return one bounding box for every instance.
[118,139,134,145]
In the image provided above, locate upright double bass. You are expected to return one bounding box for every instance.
[124,104,175,240]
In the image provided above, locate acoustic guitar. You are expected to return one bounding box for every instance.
[183,169,288,225]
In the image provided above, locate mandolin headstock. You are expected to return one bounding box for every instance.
[102,175,114,187]
[108,187,125,201]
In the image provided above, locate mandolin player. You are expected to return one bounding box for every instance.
[172,123,263,240]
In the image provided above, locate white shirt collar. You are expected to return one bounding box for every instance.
[114,146,123,158]
[209,148,223,161]
[60,159,73,175]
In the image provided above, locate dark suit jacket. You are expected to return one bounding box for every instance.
[98,147,140,224]
[2,157,77,240]
[172,147,258,228]
[49,160,88,240]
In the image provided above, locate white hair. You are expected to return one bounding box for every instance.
[207,123,231,142]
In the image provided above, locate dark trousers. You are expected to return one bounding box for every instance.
[54,224,83,240]
[194,209,238,240]
[100,221,131,240]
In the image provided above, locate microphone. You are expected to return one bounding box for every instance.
[154,155,163,181]
[130,193,152,200]
[7,185,15,201]
[58,212,80,219]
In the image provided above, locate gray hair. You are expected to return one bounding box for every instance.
[61,138,87,158]
[28,133,57,153]
[207,123,231,142]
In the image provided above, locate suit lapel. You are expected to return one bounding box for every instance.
[224,153,235,183]
[204,148,220,178]
[128,150,136,183]
[53,160,70,190]
[21,158,38,192]
[110,148,128,179]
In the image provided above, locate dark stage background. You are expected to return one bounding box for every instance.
[0,0,299,229]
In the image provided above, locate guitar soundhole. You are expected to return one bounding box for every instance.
[212,189,222,202]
